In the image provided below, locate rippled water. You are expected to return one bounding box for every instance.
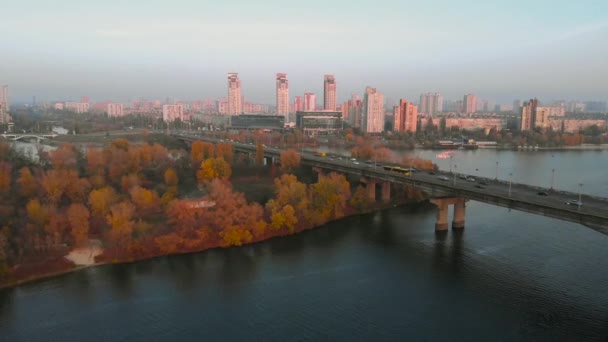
[0,150,607,341]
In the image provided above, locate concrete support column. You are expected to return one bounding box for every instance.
[366,180,377,201]
[452,198,466,229]
[312,167,325,181]
[381,182,391,202]
[431,199,449,231]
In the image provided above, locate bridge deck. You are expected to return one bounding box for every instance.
[173,133,608,235]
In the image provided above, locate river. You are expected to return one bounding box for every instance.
[1,148,607,341]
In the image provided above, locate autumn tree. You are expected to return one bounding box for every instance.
[350,186,372,212]
[88,187,119,219]
[129,186,161,217]
[120,173,141,193]
[279,149,301,173]
[106,201,135,248]
[41,170,70,205]
[190,141,205,167]
[219,226,253,246]
[270,205,298,232]
[197,158,232,184]
[49,144,79,170]
[0,162,12,197]
[26,199,50,232]
[66,176,92,203]
[111,139,130,151]
[164,168,178,187]
[266,174,309,219]
[44,211,67,247]
[255,143,264,166]
[216,143,234,164]
[85,148,106,188]
[67,203,90,246]
[0,227,10,277]
[308,172,351,224]
[16,167,38,198]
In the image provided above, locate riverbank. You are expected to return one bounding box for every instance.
[0,198,419,290]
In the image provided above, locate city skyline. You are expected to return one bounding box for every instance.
[1,1,607,103]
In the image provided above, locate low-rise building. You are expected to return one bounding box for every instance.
[296,111,343,135]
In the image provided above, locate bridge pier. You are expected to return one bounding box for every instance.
[381,182,391,202]
[452,198,466,229]
[431,197,466,231]
[431,198,450,231]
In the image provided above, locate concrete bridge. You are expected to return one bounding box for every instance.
[173,133,608,236]
[1,133,58,142]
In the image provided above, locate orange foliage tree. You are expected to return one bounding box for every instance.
[308,172,351,224]
[48,144,78,170]
[16,167,38,198]
[279,149,301,173]
[255,143,264,166]
[41,170,70,205]
[216,143,234,164]
[197,158,232,184]
[67,203,90,246]
[0,162,11,197]
[129,186,161,217]
[106,201,135,248]
[88,187,119,219]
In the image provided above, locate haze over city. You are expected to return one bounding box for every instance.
[2,0,608,103]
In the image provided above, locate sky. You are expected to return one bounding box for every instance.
[1,0,607,105]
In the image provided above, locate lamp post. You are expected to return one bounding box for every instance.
[453,164,457,186]
[495,161,499,180]
[509,173,513,197]
[449,155,453,174]
[551,168,555,190]
[578,182,583,205]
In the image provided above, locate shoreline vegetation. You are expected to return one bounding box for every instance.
[0,134,435,290]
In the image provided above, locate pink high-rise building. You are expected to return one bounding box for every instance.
[323,75,337,111]
[304,93,316,111]
[463,94,477,113]
[65,102,90,113]
[521,98,538,131]
[276,73,289,118]
[294,96,304,112]
[0,86,9,124]
[107,103,124,117]
[363,87,384,133]
[227,73,242,115]
[216,98,228,114]
[81,96,90,103]
[394,99,418,133]
[419,93,443,114]
[162,104,184,122]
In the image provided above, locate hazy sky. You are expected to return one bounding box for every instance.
[1,0,607,104]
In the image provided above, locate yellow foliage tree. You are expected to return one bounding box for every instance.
[220,226,253,246]
[106,201,135,248]
[279,149,301,173]
[196,158,232,184]
[67,203,90,246]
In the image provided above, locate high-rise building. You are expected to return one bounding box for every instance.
[163,104,184,122]
[65,102,90,113]
[520,98,538,131]
[394,99,418,133]
[463,94,477,113]
[276,73,289,118]
[294,96,304,112]
[323,75,337,111]
[0,85,8,111]
[227,73,242,115]
[107,103,124,117]
[304,93,316,111]
[513,99,521,113]
[419,93,443,114]
[363,87,384,133]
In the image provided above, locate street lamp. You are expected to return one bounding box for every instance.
[551,169,555,190]
[495,161,499,180]
[453,164,457,186]
[509,173,513,197]
[578,182,583,205]
[449,155,453,174]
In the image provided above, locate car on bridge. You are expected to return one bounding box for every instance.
[438,175,449,181]
[466,177,476,182]
[537,191,548,196]
[565,199,583,206]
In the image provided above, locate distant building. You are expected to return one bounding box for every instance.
[520,98,538,131]
[293,96,304,112]
[296,111,342,135]
[513,100,521,113]
[276,73,289,118]
[227,73,242,115]
[230,114,285,130]
[0,86,10,124]
[463,94,477,113]
[65,102,90,113]
[304,93,316,111]
[363,87,384,133]
[162,104,184,122]
[323,75,337,111]
[419,93,443,114]
[107,103,124,117]
[394,99,418,133]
